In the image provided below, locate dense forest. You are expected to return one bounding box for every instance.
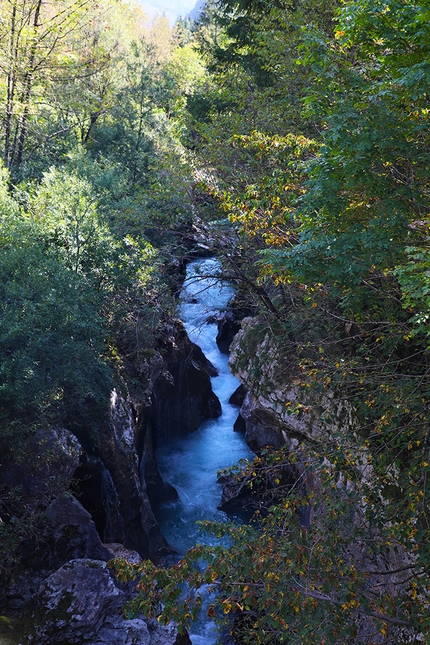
[0,0,429,644]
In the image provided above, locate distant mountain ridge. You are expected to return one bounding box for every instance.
[188,0,205,19]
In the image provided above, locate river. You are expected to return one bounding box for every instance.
[155,257,253,644]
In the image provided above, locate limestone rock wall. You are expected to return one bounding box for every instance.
[0,316,220,644]
[151,319,221,442]
[229,316,358,452]
[69,318,221,566]
[226,315,360,528]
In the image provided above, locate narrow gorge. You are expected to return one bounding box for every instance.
[0,255,254,645]
[0,0,428,642]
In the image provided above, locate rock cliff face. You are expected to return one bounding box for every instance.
[151,319,221,442]
[0,317,220,644]
[227,316,418,642]
[226,315,359,526]
[68,389,173,565]
[68,318,221,566]
[229,316,357,452]
[101,390,172,561]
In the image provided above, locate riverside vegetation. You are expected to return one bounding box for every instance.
[0,0,429,644]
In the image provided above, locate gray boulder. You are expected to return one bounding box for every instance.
[33,559,124,644]
[147,620,192,645]
[88,617,150,645]
[32,559,191,645]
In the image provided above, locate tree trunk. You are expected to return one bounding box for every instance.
[14,0,43,171]
[4,3,18,168]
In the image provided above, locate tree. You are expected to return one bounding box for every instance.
[0,0,107,175]
[0,167,110,431]
[115,445,429,644]
[0,161,164,440]
[113,1,430,643]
